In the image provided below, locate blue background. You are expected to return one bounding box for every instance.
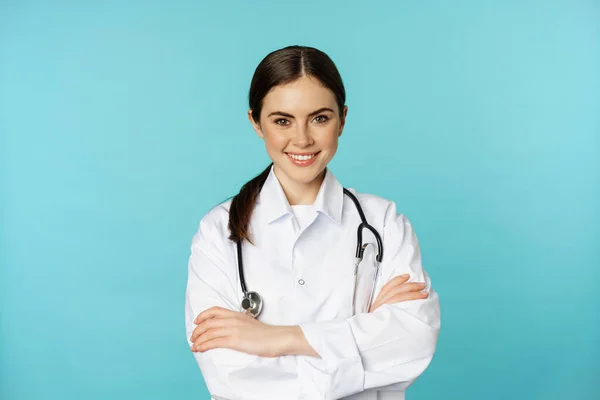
[1,1,598,399]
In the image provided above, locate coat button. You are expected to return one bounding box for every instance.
[298,279,305,285]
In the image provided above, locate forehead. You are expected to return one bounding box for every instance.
[261,75,337,115]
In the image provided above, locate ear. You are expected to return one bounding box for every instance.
[248,110,264,139]
[338,106,348,137]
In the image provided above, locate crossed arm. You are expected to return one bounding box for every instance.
[184,211,440,399]
[188,272,428,357]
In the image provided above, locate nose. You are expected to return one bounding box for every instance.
[293,125,314,148]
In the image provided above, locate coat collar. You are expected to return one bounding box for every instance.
[256,166,344,225]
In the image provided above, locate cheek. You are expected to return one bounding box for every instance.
[262,129,288,152]
[320,130,340,151]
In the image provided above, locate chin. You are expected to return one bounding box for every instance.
[294,173,322,185]
[276,162,325,185]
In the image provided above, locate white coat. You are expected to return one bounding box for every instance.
[185,167,441,399]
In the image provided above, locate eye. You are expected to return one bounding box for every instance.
[313,115,329,123]
[274,118,290,126]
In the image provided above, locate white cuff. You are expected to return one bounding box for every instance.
[297,319,365,399]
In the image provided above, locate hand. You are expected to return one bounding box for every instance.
[189,306,292,358]
[369,273,428,312]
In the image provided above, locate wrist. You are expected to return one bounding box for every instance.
[277,325,320,358]
[274,325,298,356]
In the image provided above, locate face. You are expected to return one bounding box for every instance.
[248,75,348,190]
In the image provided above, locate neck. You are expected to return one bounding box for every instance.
[274,167,326,206]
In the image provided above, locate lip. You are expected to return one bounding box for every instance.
[285,151,320,167]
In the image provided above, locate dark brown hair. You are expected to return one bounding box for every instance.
[228,45,346,244]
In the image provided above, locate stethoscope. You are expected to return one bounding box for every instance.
[237,188,384,318]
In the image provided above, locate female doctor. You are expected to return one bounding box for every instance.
[185,45,440,400]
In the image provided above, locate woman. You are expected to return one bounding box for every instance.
[185,45,440,400]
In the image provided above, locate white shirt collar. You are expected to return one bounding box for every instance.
[256,166,344,225]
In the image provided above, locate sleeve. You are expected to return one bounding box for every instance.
[184,216,303,399]
[297,203,441,399]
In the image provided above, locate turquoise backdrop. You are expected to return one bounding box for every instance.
[1,1,598,399]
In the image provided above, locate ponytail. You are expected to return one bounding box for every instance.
[228,163,273,244]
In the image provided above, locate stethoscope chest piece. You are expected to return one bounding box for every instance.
[241,291,263,318]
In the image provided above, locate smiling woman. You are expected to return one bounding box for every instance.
[184,45,440,400]
[247,75,346,199]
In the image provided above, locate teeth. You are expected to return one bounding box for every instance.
[289,153,315,161]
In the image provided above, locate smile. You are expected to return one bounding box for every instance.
[285,152,320,166]
[287,153,317,160]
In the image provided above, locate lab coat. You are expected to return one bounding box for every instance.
[184,167,440,400]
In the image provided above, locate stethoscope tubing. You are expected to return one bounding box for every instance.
[237,188,384,318]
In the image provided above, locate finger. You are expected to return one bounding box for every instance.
[377,282,426,303]
[369,291,428,312]
[194,306,236,325]
[386,273,411,286]
[194,306,229,324]
[194,336,231,353]
[393,282,427,294]
[193,327,229,350]
[190,316,231,343]
[372,281,425,310]
[384,291,429,305]
[375,283,426,307]
[373,283,427,312]
[376,274,410,300]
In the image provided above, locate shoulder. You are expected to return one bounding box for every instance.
[191,199,233,247]
[344,188,406,227]
[344,189,420,264]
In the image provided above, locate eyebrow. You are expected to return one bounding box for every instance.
[267,107,335,119]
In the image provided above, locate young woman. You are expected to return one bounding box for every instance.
[185,45,440,400]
